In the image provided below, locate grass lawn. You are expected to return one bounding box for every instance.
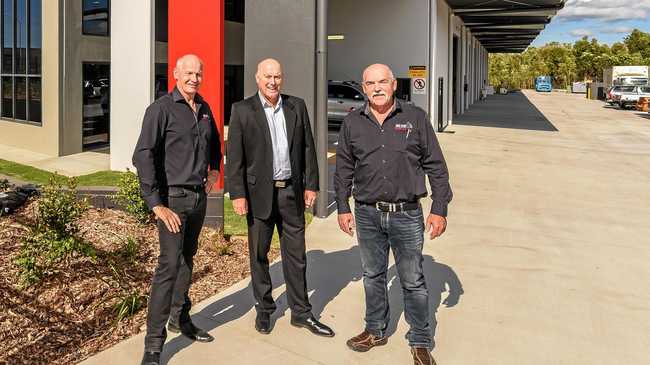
[223,196,314,245]
[0,159,314,244]
[0,159,125,186]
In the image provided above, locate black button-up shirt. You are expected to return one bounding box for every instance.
[132,87,221,209]
[334,99,452,216]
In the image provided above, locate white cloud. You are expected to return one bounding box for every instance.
[602,26,635,34]
[569,28,593,37]
[559,0,650,21]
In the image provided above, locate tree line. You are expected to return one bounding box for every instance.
[488,29,650,90]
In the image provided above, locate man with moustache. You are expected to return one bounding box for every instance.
[226,58,334,337]
[334,64,452,365]
[133,54,221,365]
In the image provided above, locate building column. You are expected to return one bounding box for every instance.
[429,0,438,130]
[168,0,225,228]
[168,0,224,187]
[110,0,155,171]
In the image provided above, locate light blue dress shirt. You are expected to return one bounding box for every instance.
[259,92,292,180]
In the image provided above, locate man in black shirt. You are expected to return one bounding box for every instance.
[133,54,221,365]
[335,64,452,365]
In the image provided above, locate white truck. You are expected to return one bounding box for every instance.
[603,66,649,89]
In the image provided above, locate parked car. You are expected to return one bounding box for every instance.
[328,81,365,127]
[614,85,650,109]
[606,85,635,105]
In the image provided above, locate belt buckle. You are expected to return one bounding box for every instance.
[275,180,286,188]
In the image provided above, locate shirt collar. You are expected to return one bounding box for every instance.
[258,91,282,110]
[172,86,203,104]
[362,98,402,116]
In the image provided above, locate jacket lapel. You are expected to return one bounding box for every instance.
[282,97,297,150]
[252,96,274,159]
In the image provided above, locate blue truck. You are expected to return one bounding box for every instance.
[535,76,552,92]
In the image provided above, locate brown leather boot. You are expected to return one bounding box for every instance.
[411,347,437,365]
[346,330,388,352]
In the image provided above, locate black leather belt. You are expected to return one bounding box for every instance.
[273,179,292,188]
[357,200,419,212]
[170,185,204,193]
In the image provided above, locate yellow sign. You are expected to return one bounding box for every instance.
[408,65,427,78]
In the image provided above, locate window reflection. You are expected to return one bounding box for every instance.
[82,63,110,149]
[2,76,13,118]
[2,0,13,74]
[1,0,41,124]
[82,0,109,36]
[28,77,40,122]
[29,0,40,74]
[15,0,26,74]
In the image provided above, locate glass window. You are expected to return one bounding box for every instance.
[2,76,12,118]
[155,0,167,42]
[29,0,40,74]
[14,76,25,119]
[82,63,110,149]
[15,0,26,74]
[225,0,244,23]
[27,76,39,122]
[1,0,41,124]
[2,0,13,74]
[82,0,109,36]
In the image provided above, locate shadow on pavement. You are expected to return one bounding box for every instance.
[385,256,464,350]
[160,246,462,363]
[161,246,363,364]
[454,91,558,131]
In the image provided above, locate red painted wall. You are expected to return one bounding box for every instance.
[168,0,225,189]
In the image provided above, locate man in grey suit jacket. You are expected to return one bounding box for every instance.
[226,58,334,337]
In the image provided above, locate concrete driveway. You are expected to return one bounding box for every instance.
[83,90,650,364]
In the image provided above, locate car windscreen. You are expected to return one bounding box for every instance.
[620,86,636,92]
[640,86,650,93]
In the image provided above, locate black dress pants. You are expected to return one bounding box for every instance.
[247,185,312,319]
[144,187,206,352]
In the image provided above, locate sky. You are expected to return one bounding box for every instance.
[531,0,650,46]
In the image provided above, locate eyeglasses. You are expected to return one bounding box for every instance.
[363,79,393,87]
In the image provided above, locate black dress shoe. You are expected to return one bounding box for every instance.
[168,321,214,342]
[290,316,335,337]
[255,312,271,334]
[141,351,160,365]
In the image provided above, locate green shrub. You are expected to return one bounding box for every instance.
[16,175,95,287]
[114,170,151,224]
[38,175,87,237]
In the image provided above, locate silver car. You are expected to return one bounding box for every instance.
[328,81,365,126]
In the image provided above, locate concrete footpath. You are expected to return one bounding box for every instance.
[82,91,650,364]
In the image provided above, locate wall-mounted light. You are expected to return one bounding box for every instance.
[328,35,345,40]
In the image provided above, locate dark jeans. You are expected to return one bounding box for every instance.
[354,202,431,349]
[144,187,207,352]
[247,186,312,320]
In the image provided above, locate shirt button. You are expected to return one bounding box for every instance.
[381,129,384,133]
[382,160,386,163]
[381,144,385,148]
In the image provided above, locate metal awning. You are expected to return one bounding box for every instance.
[447,0,565,53]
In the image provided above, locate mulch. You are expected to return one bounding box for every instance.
[0,198,274,365]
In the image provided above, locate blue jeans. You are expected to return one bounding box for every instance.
[354,202,431,349]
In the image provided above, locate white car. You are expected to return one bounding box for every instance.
[615,85,650,109]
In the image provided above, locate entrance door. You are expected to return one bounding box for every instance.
[82,63,110,150]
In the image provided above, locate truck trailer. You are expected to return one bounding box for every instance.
[603,66,649,89]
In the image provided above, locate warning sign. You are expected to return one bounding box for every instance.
[408,65,427,78]
[412,78,426,95]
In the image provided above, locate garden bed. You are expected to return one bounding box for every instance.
[0,199,275,365]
